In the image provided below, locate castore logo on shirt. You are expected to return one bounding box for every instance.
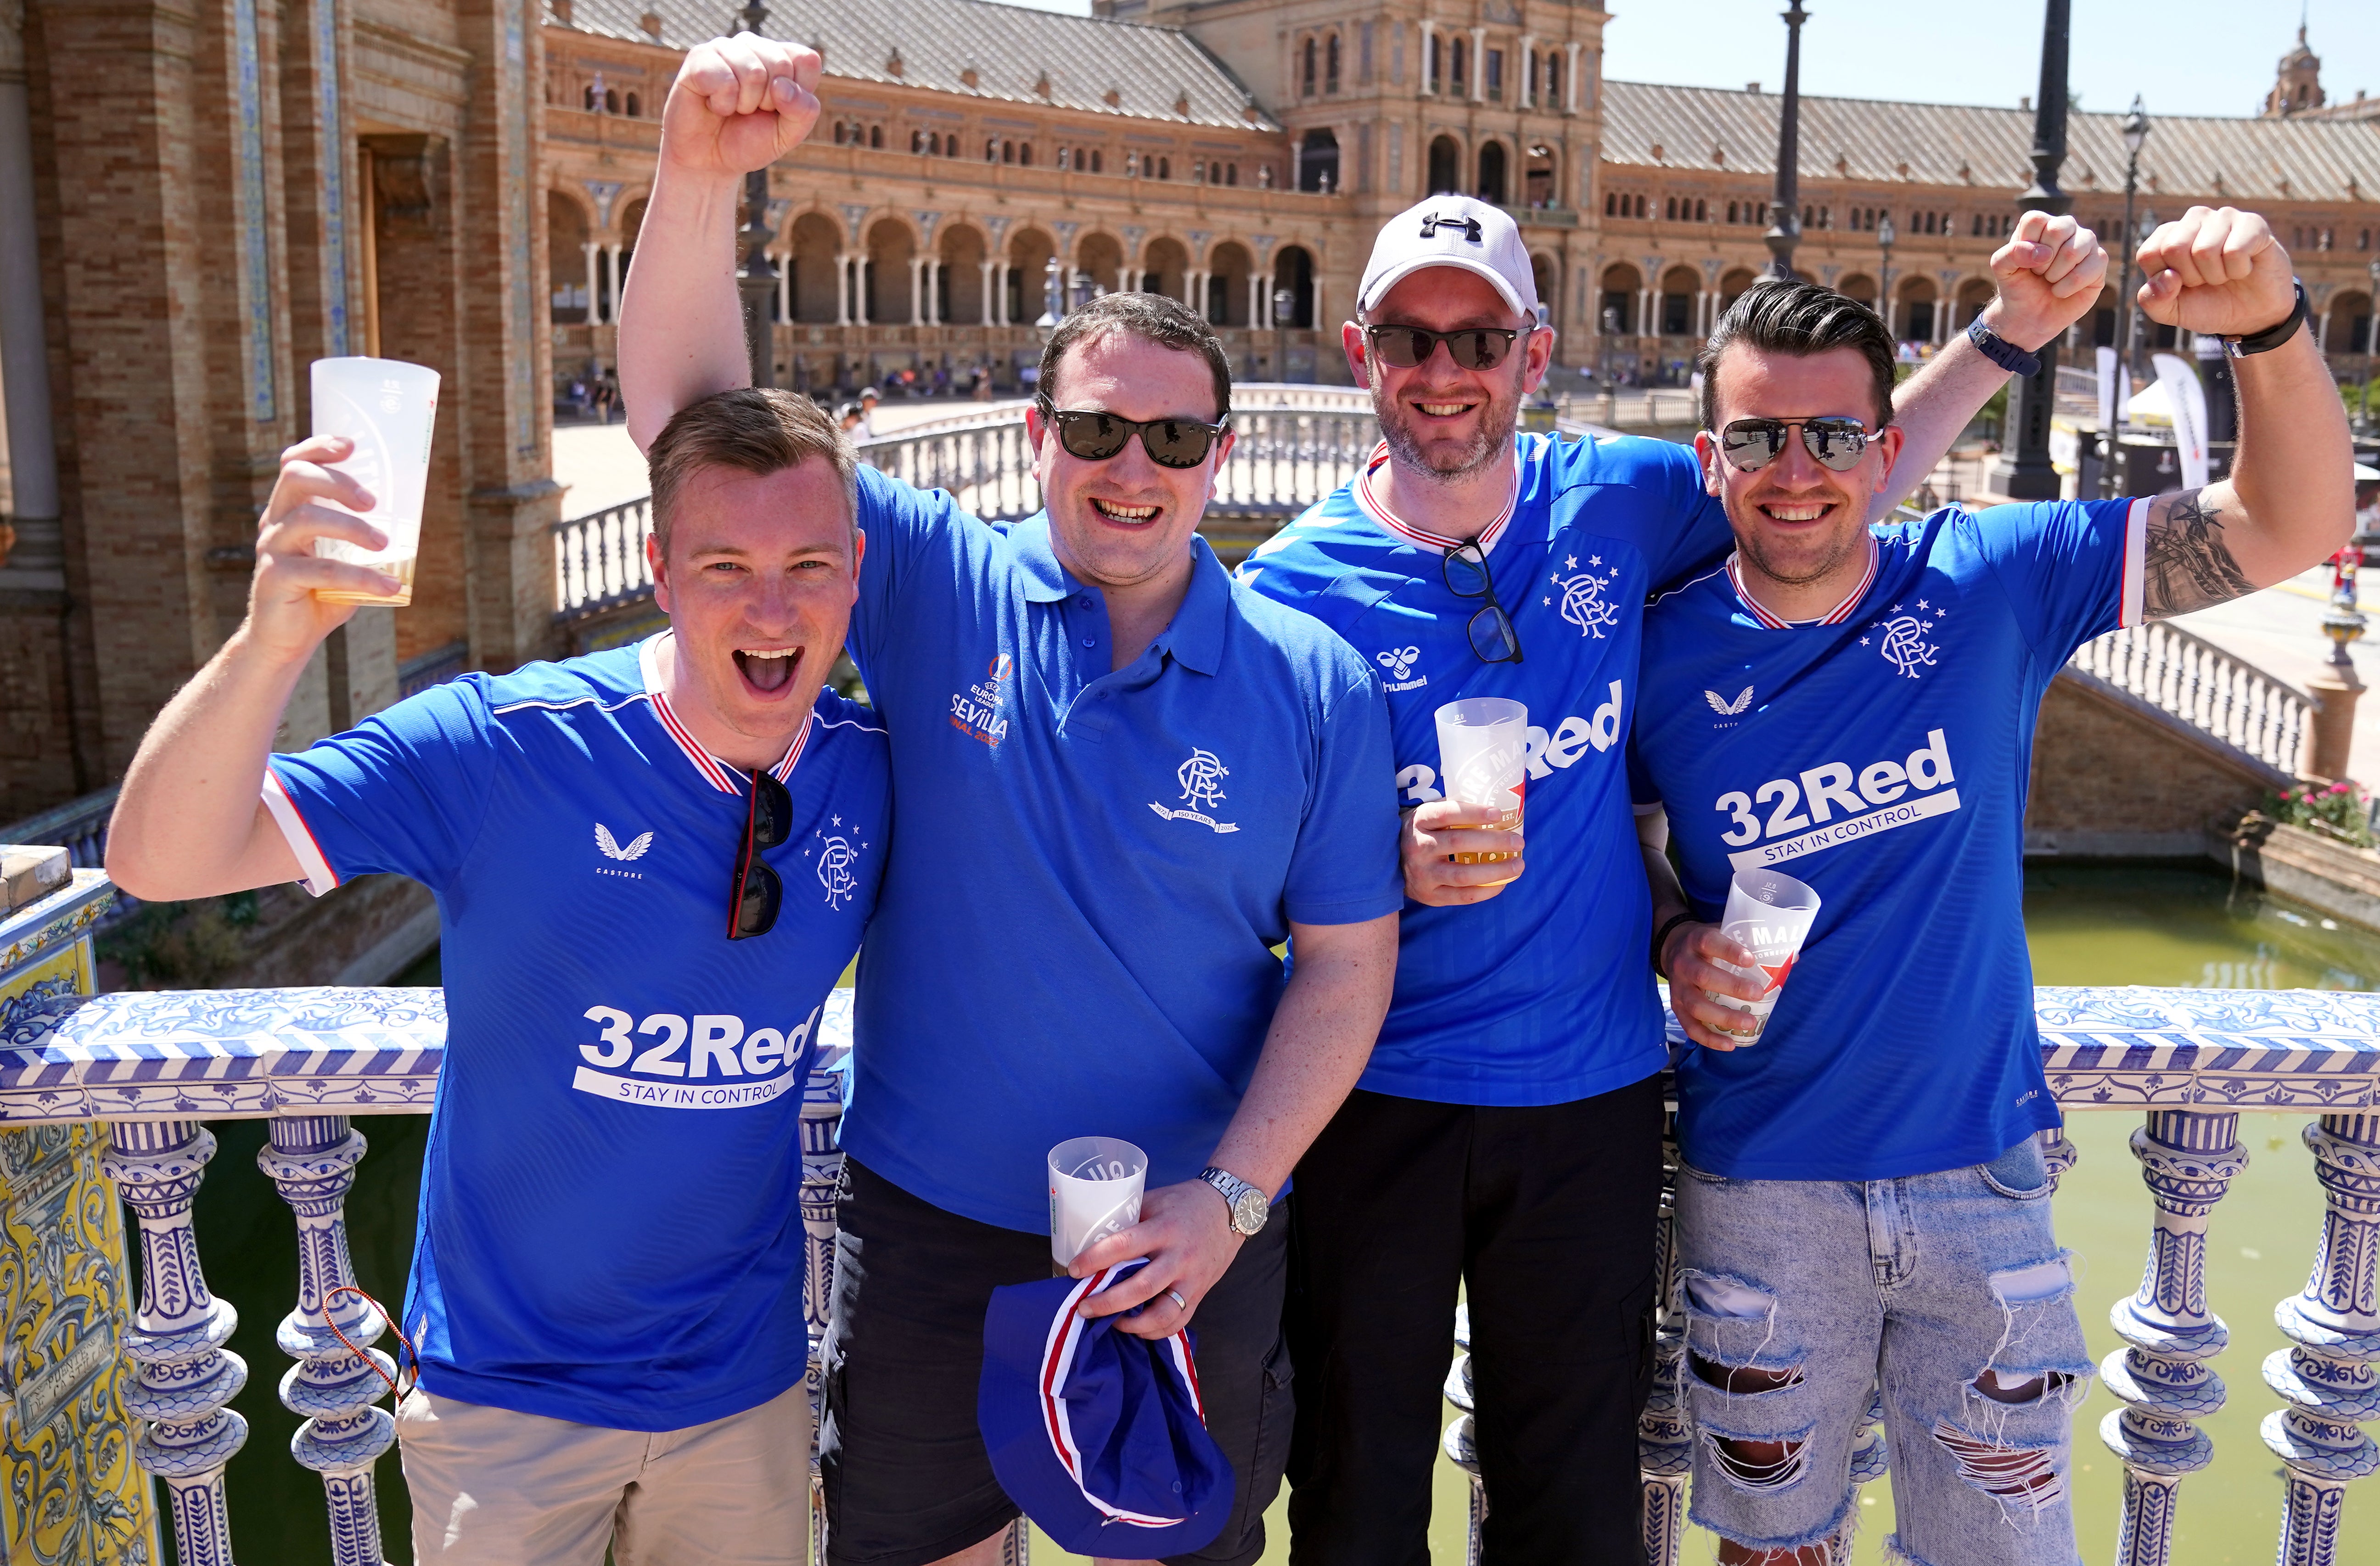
[595,823,653,881]
[1376,645,1427,692]
[1704,685,1755,718]
[949,653,1014,747]
[1149,748,1240,833]
[1396,682,1625,805]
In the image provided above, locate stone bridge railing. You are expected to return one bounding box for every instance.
[549,400,1382,620]
[3,871,2377,1566]
[2067,618,2314,784]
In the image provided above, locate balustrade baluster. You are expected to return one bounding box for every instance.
[2263,1112,2380,1566]
[104,1121,248,1566]
[801,1056,845,1566]
[1445,1302,1485,1566]
[258,1115,395,1566]
[2102,1108,2248,1566]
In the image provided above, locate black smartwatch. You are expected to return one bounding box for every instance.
[1965,316,2042,378]
[2224,279,2308,359]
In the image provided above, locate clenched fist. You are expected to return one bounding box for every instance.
[2134,206,2296,339]
[661,34,824,180]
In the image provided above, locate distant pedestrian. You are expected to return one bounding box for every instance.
[836,401,864,434]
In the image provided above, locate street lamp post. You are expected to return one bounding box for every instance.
[1986,0,2073,501]
[2103,97,2151,499]
[1762,0,1810,281]
[2364,257,2380,432]
[1875,213,1896,343]
[732,0,778,388]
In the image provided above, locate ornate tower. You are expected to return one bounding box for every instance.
[2262,25,2324,118]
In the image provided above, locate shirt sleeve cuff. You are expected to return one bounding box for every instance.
[2118,495,2150,629]
[1284,886,1407,927]
[261,769,340,897]
[1633,801,1665,816]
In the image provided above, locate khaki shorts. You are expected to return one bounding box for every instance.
[397,1381,813,1566]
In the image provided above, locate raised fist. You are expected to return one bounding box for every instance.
[2135,206,2296,339]
[660,34,822,179]
[1982,210,2108,351]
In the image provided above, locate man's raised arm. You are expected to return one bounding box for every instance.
[618,36,823,452]
[2125,208,2355,617]
[1870,210,2108,524]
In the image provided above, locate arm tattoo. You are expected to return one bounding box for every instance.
[2142,488,2255,620]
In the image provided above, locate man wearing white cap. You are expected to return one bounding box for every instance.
[1240,195,2106,1560]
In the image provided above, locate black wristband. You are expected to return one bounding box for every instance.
[1965,316,2043,378]
[2224,278,2307,359]
[1652,912,1697,980]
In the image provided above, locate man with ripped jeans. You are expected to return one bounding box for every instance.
[1632,207,2353,1565]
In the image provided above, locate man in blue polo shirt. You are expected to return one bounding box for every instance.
[1635,209,2350,1566]
[1238,196,2105,1561]
[619,37,1401,1566]
[106,389,886,1563]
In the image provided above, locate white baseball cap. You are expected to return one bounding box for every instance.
[1358,196,1538,320]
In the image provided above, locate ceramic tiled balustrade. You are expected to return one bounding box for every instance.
[1,869,2375,1566]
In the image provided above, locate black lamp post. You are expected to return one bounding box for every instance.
[2100,98,2151,499]
[2364,257,2380,433]
[1762,0,1809,281]
[733,0,779,388]
[1875,213,1896,341]
[1986,0,2072,501]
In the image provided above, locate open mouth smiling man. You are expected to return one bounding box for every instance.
[617,35,1403,1566]
[1236,196,2105,1564]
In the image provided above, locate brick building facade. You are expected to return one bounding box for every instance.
[0,0,2374,827]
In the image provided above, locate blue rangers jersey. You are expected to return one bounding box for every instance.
[1631,499,2147,1179]
[1240,433,1732,1105]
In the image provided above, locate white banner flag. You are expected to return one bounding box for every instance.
[2152,352,2209,491]
[2096,346,2118,430]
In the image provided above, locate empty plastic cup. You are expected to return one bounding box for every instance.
[1706,868,1823,1043]
[1434,697,1528,876]
[309,357,441,606]
[1048,1136,1147,1266]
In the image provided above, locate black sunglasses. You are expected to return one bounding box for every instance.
[1443,542,1523,665]
[1717,417,1875,474]
[728,768,792,940]
[1043,407,1227,469]
[1365,324,1525,372]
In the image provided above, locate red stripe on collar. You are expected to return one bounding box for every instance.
[1726,536,1878,629]
[1351,438,1524,555]
[640,633,812,793]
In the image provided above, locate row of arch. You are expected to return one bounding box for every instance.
[1597,262,2001,342]
[544,189,1338,330]
[1420,132,1558,208]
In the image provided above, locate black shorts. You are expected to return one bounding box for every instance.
[820,1157,1294,1566]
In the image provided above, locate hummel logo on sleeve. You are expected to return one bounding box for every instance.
[596,824,654,860]
[1704,686,1754,717]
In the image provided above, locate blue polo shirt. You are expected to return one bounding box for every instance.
[1631,499,2146,1179]
[262,636,888,1429]
[1239,434,1732,1106]
[842,467,1403,1233]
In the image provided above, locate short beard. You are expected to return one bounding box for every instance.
[1370,354,1522,485]
[1731,502,1869,588]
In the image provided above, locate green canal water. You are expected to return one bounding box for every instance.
[167,865,2374,1564]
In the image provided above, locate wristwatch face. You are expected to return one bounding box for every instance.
[1231,1186,1269,1235]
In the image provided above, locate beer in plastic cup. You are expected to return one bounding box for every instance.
[1434,697,1527,876]
[309,357,440,606]
[1705,868,1822,1043]
[1048,1136,1147,1266]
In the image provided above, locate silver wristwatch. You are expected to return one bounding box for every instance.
[1199,1166,1270,1236]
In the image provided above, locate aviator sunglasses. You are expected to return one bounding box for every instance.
[1040,404,1228,469]
[1717,416,1875,474]
[727,768,793,940]
[1365,323,1526,373]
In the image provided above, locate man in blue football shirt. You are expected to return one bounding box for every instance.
[617,38,1401,1566]
[106,389,887,1563]
[1238,195,2105,1562]
[1635,208,2351,1566]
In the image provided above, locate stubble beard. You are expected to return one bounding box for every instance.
[1373,358,1523,486]
[1730,494,1869,589]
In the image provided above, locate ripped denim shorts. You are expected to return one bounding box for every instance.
[1673,1136,2093,1566]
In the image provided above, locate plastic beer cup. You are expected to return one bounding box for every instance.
[309,357,440,606]
[1434,698,1528,877]
[1048,1136,1147,1266]
[1705,868,1822,1043]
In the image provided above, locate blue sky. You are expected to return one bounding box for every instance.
[999,0,2378,120]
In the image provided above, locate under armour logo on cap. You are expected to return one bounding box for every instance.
[1419,213,1483,242]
